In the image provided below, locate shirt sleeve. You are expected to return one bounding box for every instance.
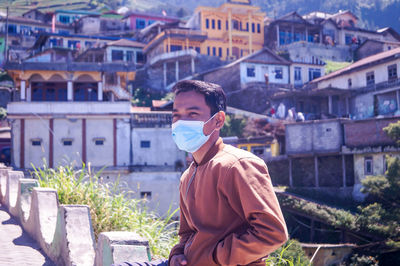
[214,157,288,266]
[168,186,194,262]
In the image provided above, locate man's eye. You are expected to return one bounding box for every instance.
[189,113,198,117]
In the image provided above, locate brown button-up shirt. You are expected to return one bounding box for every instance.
[169,138,288,266]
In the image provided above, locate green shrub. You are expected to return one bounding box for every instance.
[31,163,179,259]
[265,239,311,266]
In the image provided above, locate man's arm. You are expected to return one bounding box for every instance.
[214,158,288,266]
[168,192,194,264]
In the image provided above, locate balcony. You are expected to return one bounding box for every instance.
[149,49,197,66]
[7,101,131,116]
[4,62,137,72]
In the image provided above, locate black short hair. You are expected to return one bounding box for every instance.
[172,80,226,116]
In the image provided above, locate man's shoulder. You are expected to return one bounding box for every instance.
[217,144,265,167]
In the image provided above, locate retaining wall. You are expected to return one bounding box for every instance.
[0,164,150,266]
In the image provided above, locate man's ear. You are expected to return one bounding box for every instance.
[215,111,226,129]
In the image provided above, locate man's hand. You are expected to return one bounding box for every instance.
[170,254,187,266]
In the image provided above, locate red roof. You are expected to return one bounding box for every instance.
[312,47,400,83]
[152,100,168,108]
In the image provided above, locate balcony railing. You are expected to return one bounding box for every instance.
[7,101,131,115]
[131,112,172,128]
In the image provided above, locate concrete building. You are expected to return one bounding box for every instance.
[271,47,400,121]
[78,39,146,65]
[55,10,100,25]
[144,0,265,63]
[201,47,325,114]
[265,10,400,63]
[283,116,399,200]
[355,39,400,61]
[123,11,179,31]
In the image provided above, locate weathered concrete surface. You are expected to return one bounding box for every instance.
[0,203,55,266]
[95,231,151,266]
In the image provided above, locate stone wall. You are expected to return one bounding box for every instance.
[0,165,151,266]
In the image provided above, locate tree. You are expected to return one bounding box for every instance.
[383,120,400,145]
[0,107,6,120]
[220,114,246,138]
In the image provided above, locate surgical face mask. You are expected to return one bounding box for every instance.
[171,113,218,153]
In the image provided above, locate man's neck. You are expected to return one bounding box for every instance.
[192,132,219,165]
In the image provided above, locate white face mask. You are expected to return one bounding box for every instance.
[171,113,217,153]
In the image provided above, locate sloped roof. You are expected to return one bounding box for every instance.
[311,47,400,83]
[106,39,145,48]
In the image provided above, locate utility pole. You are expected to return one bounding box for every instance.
[4,6,9,63]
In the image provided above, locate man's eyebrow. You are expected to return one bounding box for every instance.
[172,106,202,112]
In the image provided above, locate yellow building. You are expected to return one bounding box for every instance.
[144,0,266,61]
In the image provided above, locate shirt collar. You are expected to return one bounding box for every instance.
[194,137,225,166]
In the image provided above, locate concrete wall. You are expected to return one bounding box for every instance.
[286,119,344,155]
[103,171,181,216]
[53,118,83,166]
[131,128,185,167]
[117,119,131,167]
[318,59,400,89]
[343,117,398,147]
[240,62,289,85]
[25,119,50,168]
[86,119,114,167]
[0,166,151,265]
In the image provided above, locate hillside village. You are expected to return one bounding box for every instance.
[0,0,399,265]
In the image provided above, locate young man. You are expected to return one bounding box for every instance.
[169,80,288,266]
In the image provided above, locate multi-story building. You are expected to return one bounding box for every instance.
[265,10,400,63]
[144,0,266,63]
[123,11,180,31]
[201,47,325,114]
[270,47,400,120]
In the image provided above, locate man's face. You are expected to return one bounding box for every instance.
[172,90,215,135]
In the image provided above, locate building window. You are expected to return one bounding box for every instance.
[257,23,261,33]
[345,34,353,45]
[170,45,182,52]
[388,64,397,81]
[141,140,151,148]
[218,47,222,57]
[136,52,145,64]
[140,191,152,200]
[195,47,200,53]
[59,15,70,24]
[247,65,256,77]
[308,68,321,81]
[211,19,215,29]
[31,139,42,146]
[383,155,388,173]
[348,78,352,88]
[226,20,228,30]
[207,47,210,55]
[217,20,221,30]
[275,67,283,79]
[252,23,255,33]
[294,67,302,81]
[366,71,375,86]
[206,19,209,29]
[94,138,105,146]
[212,47,216,56]
[31,82,67,102]
[136,18,146,29]
[62,138,73,146]
[126,51,134,62]
[226,48,229,57]
[364,156,373,175]
[111,50,123,61]
[73,82,98,101]
[232,20,239,30]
